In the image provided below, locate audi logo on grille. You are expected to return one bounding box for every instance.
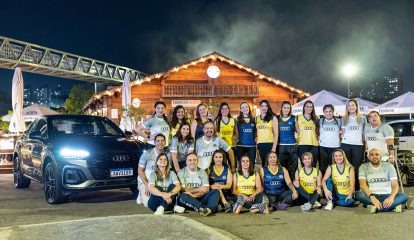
[112,155,130,162]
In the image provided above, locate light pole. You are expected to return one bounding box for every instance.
[341,63,358,98]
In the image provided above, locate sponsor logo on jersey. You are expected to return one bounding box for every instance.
[280,127,291,131]
[366,136,377,141]
[186,183,201,188]
[368,177,388,183]
[257,125,268,129]
[323,127,336,131]
[270,181,282,185]
[304,126,314,130]
[348,126,360,130]
[243,129,253,133]
[202,151,215,157]
[161,127,170,131]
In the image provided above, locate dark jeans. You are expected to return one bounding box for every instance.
[147,184,176,212]
[178,189,220,212]
[341,143,364,190]
[298,145,319,168]
[257,143,273,167]
[235,146,256,167]
[326,178,354,207]
[297,185,319,205]
[278,144,298,180]
[356,191,409,212]
[266,190,293,206]
[319,146,337,175]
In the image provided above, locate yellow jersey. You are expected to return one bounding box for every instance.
[218,118,236,147]
[256,116,274,143]
[299,167,318,194]
[236,172,256,195]
[331,164,351,195]
[297,114,318,146]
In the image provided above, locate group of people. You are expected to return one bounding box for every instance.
[133,99,409,216]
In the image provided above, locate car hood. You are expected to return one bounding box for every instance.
[52,135,142,153]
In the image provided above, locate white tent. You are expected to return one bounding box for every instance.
[2,104,59,122]
[354,97,379,114]
[292,90,348,116]
[119,72,133,131]
[8,68,26,132]
[375,91,414,118]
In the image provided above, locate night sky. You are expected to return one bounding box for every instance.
[1,0,413,100]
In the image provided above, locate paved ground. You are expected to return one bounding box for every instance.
[1,174,414,240]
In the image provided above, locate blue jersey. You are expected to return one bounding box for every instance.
[278,115,296,145]
[263,166,287,195]
[236,121,256,147]
[208,165,229,185]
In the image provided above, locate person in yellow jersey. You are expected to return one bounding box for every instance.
[295,100,319,167]
[256,100,279,167]
[294,152,322,211]
[321,149,355,211]
[214,102,237,157]
[170,105,189,139]
[232,154,269,214]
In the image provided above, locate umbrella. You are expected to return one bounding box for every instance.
[8,68,26,133]
[2,104,59,122]
[119,71,133,131]
[375,91,414,118]
[292,90,348,116]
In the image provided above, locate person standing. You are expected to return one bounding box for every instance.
[296,100,319,167]
[191,103,211,140]
[341,99,366,190]
[170,105,188,139]
[256,100,279,167]
[177,153,220,216]
[215,102,237,156]
[356,148,408,213]
[319,104,341,174]
[277,101,298,179]
[235,102,257,166]
[365,111,395,162]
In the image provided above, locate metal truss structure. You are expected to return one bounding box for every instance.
[0,36,146,83]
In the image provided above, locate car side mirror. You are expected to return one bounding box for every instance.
[124,131,133,137]
[29,131,42,140]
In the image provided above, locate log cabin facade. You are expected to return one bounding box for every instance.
[85,52,309,121]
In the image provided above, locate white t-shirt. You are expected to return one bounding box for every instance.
[143,115,170,146]
[341,116,366,145]
[358,162,397,194]
[319,118,341,148]
[365,123,394,161]
[195,136,230,170]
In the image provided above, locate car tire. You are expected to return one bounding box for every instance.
[13,156,31,188]
[43,161,67,204]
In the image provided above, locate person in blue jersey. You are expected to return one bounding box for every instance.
[235,102,256,165]
[294,152,322,211]
[319,104,341,175]
[136,101,170,149]
[177,153,220,216]
[170,122,194,172]
[207,150,233,213]
[191,103,211,140]
[259,151,298,211]
[147,153,184,215]
[277,101,298,179]
[321,149,355,211]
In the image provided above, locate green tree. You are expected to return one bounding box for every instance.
[64,85,93,114]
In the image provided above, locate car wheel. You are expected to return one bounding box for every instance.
[43,161,67,204]
[13,156,31,188]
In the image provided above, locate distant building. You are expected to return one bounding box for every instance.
[383,68,404,100]
[23,83,67,108]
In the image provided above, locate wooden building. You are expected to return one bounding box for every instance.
[85,52,309,121]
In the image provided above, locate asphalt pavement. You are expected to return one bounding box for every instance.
[1,174,413,240]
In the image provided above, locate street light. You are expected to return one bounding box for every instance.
[341,63,358,98]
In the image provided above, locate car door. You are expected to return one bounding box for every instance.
[390,122,410,152]
[30,118,48,180]
[19,120,39,175]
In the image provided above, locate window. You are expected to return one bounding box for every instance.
[390,123,410,137]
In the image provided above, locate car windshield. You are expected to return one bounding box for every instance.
[51,117,125,137]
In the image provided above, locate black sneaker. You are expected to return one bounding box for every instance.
[217,204,223,212]
[224,203,232,213]
[199,207,212,216]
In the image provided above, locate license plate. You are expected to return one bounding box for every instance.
[110,168,133,177]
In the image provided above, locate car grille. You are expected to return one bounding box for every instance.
[87,152,139,180]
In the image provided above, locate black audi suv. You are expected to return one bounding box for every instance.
[13,115,144,204]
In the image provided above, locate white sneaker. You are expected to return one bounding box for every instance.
[324,201,333,211]
[367,205,377,214]
[154,206,164,215]
[393,204,402,213]
[313,201,322,208]
[136,194,142,205]
[174,205,185,213]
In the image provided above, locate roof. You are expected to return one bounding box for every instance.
[87,52,309,103]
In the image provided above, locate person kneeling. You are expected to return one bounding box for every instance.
[356,148,409,213]
[233,154,269,214]
[177,153,220,216]
[147,153,184,215]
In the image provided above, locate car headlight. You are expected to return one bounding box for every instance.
[60,148,90,158]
